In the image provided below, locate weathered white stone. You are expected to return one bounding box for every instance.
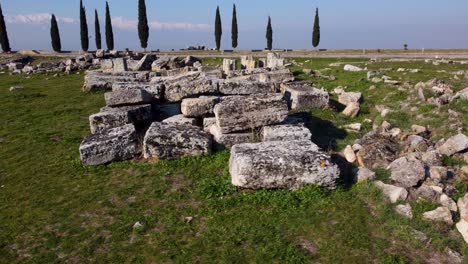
[440,194,458,213]
[112,82,163,101]
[342,102,360,117]
[280,81,329,110]
[80,124,138,166]
[181,96,220,117]
[134,54,156,71]
[95,49,105,58]
[458,194,468,221]
[437,133,468,156]
[429,166,448,182]
[261,124,312,142]
[241,55,256,70]
[354,167,376,182]
[9,86,24,92]
[456,220,468,244]
[162,114,197,126]
[113,58,128,72]
[143,122,211,160]
[266,53,285,69]
[218,80,276,95]
[411,124,427,134]
[163,72,217,102]
[374,181,408,203]
[258,69,294,83]
[395,204,413,219]
[343,64,363,72]
[338,92,362,106]
[343,145,357,163]
[387,157,426,188]
[423,206,453,225]
[213,94,288,133]
[104,89,153,107]
[203,117,217,132]
[230,141,339,190]
[89,104,152,134]
[222,59,236,73]
[209,123,254,149]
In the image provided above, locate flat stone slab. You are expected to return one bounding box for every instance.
[209,123,254,149]
[104,89,153,107]
[143,122,212,160]
[213,94,288,133]
[80,124,138,166]
[112,82,163,100]
[218,80,277,95]
[229,141,340,190]
[163,72,217,102]
[181,96,220,117]
[89,104,152,134]
[162,114,197,126]
[262,124,312,142]
[280,81,329,110]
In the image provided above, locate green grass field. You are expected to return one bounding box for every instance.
[0,58,467,263]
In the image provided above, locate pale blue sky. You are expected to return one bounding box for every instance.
[2,0,468,51]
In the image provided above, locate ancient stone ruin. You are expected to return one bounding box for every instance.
[79,53,338,190]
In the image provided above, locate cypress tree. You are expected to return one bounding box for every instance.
[266,16,273,51]
[138,0,149,51]
[50,14,61,52]
[0,2,11,52]
[105,1,114,50]
[214,6,222,50]
[80,0,89,52]
[231,4,238,49]
[94,9,102,50]
[312,8,320,48]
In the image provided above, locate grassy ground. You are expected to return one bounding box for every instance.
[0,58,467,263]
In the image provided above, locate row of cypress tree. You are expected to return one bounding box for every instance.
[215,5,320,51]
[0,1,320,52]
[49,1,114,52]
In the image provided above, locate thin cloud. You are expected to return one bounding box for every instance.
[5,13,75,24]
[6,13,209,31]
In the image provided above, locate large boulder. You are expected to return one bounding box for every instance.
[181,96,220,117]
[163,72,217,102]
[261,124,312,142]
[89,104,152,134]
[437,133,468,156]
[214,94,288,133]
[280,81,329,110]
[79,124,138,166]
[209,123,254,149]
[143,122,212,160]
[387,157,426,188]
[229,141,340,190]
[218,80,277,95]
[104,89,153,107]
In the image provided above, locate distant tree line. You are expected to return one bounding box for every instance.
[0,1,323,53]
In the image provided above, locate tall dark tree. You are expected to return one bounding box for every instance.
[50,14,61,52]
[0,2,11,52]
[214,6,222,50]
[94,9,102,50]
[105,1,114,50]
[80,0,89,52]
[266,16,273,50]
[312,8,320,48]
[231,4,238,49]
[138,0,149,51]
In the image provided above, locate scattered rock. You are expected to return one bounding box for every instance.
[395,204,413,219]
[423,207,453,225]
[375,181,408,203]
[9,86,24,91]
[343,145,357,163]
[342,102,360,118]
[343,64,363,72]
[338,92,362,106]
[411,124,427,134]
[356,135,399,169]
[354,167,376,182]
[437,133,468,156]
[387,157,426,188]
